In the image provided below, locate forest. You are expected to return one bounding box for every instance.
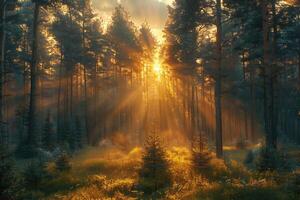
[0,0,300,199]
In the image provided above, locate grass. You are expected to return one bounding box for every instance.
[16,145,299,200]
[195,184,295,200]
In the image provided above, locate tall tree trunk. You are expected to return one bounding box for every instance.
[271,0,278,147]
[0,2,7,144]
[27,3,40,147]
[215,0,223,158]
[298,53,300,89]
[262,0,277,149]
[70,75,73,118]
[250,64,255,142]
[242,51,249,140]
[244,108,249,140]
[83,65,89,142]
[81,5,90,144]
[191,82,196,148]
[57,49,63,140]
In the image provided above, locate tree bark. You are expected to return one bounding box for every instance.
[262,0,277,149]
[298,53,300,89]
[215,0,223,158]
[271,0,278,148]
[0,2,6,144]
[250,64,255,142]
[27,2,40,147]
[81,4,91,145]
[57,48,63,139]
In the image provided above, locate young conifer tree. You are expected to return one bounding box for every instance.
[42,111,55,151]
[138,135,172,196]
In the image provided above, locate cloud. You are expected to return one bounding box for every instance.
[92,0,168,29]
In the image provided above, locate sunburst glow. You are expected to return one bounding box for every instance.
[153,61,162,74]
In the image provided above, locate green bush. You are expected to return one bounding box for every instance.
[40,173,79,195]
[227,160,250,181]
[137,135,172,197]
[289,171,300,197]
[244,150,254,165]
[55,153,71,172]
[197,185,291,200]
[192,146,229,181]
[42,111,55,151]
[19,191,45,200]
[0,145,19,200]
[23,160,46,189]
[15,144,38,159]
[236,139,249,150]
[192,149,212,174]
[255,147,292,172]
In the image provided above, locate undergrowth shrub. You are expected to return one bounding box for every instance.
[192,150,228,181]
[192,136,228,181]
[105,178,134,197]
[197,184,292,200]
[244,150,255,166]
[288,171,300,197]
[192,149,212,174]
[236,139,250,150]
[23,160,46,189]
[15,144,38,159]
[209,157,229,181]
[55,153,71,172]
[0,145,20,200]
[192,135,213,177]
[137,135,172,197]
[227,160,250,182]
[40,173,79,195]
[255,147,292,172]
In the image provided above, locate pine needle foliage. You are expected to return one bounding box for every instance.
[191,135,212,174]
[55,153,71,172]
[137,135,172,196]
[0,145,19,199]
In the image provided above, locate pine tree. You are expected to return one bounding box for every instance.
[23,160,45,189]
[139,22,157,65]
[163,0,211,69]
[74,116,83,149]
[0,0,18,145]
[191,135,212,174]
[137,135,172,196]
[214,0,224,158]
[107,5,141,69]
[15,105,28,150]
[42,111,55,151]
[63,119,72,150]
[0,145,18,199]
[55,153,71,172]
[255,147,291,172]
[25,0,62,157]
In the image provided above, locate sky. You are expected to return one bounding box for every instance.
[92,0,173,40]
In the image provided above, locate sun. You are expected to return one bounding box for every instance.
[152,48,164,80]
[153,62,162,74]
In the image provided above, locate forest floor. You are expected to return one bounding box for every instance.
[21,142,297,200]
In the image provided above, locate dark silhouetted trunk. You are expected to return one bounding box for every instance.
[262,0,277,149]
[215,0,223,158]
[250,64,255,142]
[57,48,63,138]
[27,3,40,147]
[0,2,6,144]
[298,53,300,88]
